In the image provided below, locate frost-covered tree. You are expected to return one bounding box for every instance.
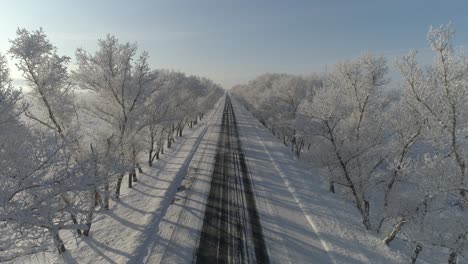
[0,54,26,125]
[1,27,223,260]
[74,35,158,199]
[231,73,320,156]
[139,71,223,167]
[0,45,87,256]
[373,98,423,243]
[8,28,94,240]
[397,24,468,199]
[300,54,389,230]
[140,71,175,166]
[396,23,468,263]
[221,22,468,263]
[9,28,76,135]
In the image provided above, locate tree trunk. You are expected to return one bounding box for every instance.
[83,191,95,237]
[136,163,143,173]
[150,148,159,166]
[83,221,93,237]
[148,129,157,166]
[300,140,304,156]
[50,228,66,254]
[448,251,458,264]
[296,139,304,157]
[115,174,124,199]
[291,129,296,152]
[383,217,406,245]
[149,144,154,166]
[448,233,466,264]
[409,244,422,264]
[94,190,102,207]
[70,212,82,236]
[61,195,82,236]
[132,168,138,182]
[363,200,371,230]
[377,217,386,234]
[104,179,110,209]
[327,120,371,230]
[128,171,133,188]
[170,124,175,145]
[103,137,112,209]
[329,181,335,193]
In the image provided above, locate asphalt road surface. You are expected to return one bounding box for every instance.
[193,96,269,264]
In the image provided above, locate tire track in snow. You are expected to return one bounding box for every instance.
[193,96,269,264]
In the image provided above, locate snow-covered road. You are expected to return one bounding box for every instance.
[146,95,335,264]
[145,94,404,264]
[194,96,268,263]
[145,95,338,263]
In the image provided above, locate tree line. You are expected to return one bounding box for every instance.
[232,24,468,263]
[0,28,223,260]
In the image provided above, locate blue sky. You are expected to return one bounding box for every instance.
[0,0,467,88]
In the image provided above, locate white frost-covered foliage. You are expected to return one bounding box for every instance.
[300,54,390,231]
[0,54,25,126]
[395,23,468,263]
[9,28,76,134]
[232,73,322,156]
[74,37,223,198]
[0,28,223,260]
[140,71,223,167]
[0,46,89,259]
[233,24,468,263]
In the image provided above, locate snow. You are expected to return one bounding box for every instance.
[7,95,409,263]
[141,95,406,264]
[140,96,225,263]
[229,96,405,263]
[5,98,224,264]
